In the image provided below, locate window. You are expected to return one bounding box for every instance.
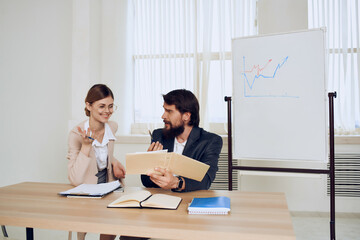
[309,0,360,134]
[132,0,257,132]
[132,0,360,134]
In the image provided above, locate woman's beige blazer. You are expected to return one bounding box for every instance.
[67,120,118,186]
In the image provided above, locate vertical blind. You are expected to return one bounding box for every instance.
[133,0,196,124]
[132,0,257,130]
[309,0,360,134]
[132,0,359,134]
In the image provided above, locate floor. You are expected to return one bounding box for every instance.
[2,212,360,240]
[291,212,360,240]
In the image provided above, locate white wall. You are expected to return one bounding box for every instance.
[100,0,134,135]
[69,0,133,134]
[257,0,308,34]
[0,0,135,188]
[0,0,72,187]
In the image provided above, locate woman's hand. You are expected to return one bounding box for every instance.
[77,127,96,156]
[77,126,96,145]
[112,160,126,179]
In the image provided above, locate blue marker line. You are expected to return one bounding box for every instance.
[242,56,299,98]
[243,56,289,90]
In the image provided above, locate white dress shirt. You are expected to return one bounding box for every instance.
[84,120,116,171]
[173,137,187,155]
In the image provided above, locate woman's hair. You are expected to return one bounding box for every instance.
[84,84,114,116]
[163,89,200,127]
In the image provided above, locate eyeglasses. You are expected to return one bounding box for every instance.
[94,104,118,112]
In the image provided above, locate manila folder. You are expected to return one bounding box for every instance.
[126,152,209,182]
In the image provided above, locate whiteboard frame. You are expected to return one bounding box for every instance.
[231,28,329,162]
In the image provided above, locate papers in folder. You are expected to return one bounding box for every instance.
[126,151,210,182]
[59,180,121,198]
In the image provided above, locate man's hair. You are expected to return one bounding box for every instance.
[163,89,200,127]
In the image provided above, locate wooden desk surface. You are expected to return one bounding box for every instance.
[0,182,295,240]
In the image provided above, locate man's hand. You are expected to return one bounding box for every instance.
[112,160,126,179]
[148,167,178,190]
[147,141,163,151]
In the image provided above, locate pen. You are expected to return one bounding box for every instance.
[148,130,153,141]
[87,136,95,141]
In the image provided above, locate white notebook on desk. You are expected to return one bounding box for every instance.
[59,180,121,198]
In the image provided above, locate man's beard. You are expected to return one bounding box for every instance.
[162,121,185,139]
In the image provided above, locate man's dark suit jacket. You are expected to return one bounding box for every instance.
[141,127,223,192]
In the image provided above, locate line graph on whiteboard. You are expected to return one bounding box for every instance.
[241,56,299,98]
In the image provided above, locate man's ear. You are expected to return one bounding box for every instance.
[182,112,191,123]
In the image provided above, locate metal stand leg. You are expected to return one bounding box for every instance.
[328,92,336,240]
[1,225,8,237]
[26,227,34,240]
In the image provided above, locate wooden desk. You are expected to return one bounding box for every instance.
[0,182,295,240]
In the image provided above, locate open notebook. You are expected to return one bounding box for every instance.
[108,190,182,210]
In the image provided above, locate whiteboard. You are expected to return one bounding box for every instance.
[232,29,328,162]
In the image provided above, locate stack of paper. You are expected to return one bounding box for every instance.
[59,180,121,198]
[188,196,231,215]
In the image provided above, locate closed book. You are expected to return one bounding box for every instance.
[108,190,182,210]
[188,196,230,215]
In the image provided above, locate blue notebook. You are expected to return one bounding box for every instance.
[188,196,231,215]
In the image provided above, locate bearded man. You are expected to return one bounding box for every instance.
[141,89,223,192]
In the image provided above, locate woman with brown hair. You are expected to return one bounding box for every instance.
[67,84,126,240]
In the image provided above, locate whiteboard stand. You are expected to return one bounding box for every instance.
[225,92,337,240]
